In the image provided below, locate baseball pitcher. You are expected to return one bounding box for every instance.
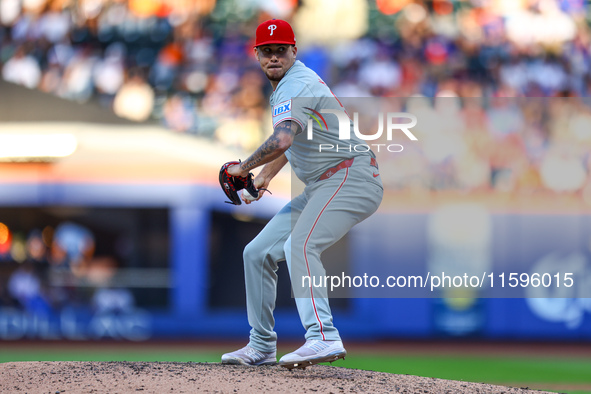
[220,19,383,369]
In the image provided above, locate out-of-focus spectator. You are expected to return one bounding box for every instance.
[332,76,372,98]
[2,46,41,89]
[358,51,402,96]
[505,0,576,47]
[59,47,98,102]
[162,93,197,133]
[50,221,95,276]
[39,2,71,44]
[1,0,22,26]
[26,229,48,265]
[85,254,135,313]
[93,42,126,99]
[39,63,64,93]
[113,73,155,121]
[150,39,184,91]
[232,70,266,118]
[540,147,587,193]
[7,262,41,308]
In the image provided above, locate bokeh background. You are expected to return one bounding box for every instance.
[1,0,591,393]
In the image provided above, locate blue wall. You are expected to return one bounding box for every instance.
[0,182,590,341]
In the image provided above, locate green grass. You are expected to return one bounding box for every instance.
[342,354,591,384]
[340,354,591,394]
[1,348,590,394]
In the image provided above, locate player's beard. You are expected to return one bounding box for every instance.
[265,68,285,81]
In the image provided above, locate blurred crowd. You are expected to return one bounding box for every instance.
[0,220,135,314]
[1,0,591,194]
[373,97,591,197]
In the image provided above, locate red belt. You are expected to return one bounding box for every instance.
[317,157,379,181]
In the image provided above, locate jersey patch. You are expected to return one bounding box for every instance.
[272,100,291,117]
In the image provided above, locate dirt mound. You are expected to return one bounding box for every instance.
[0,361,556,394]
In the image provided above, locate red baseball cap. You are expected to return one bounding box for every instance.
[254,19,296,47]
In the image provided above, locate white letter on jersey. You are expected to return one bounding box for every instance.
[268,25,277,36]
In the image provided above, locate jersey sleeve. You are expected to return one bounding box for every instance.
[271,81,315,131]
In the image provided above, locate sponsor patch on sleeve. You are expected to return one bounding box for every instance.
[272,100,291,117]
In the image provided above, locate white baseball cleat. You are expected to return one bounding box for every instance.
[279,340,347,370]
[221,345,276,366]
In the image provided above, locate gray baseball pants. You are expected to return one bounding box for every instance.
[244,156,383,352]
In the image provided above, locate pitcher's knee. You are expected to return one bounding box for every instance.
[243,241,263,266]
[244,238,284,270]
[283,238,310,265]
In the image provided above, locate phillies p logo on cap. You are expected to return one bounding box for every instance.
[255,19,296,47]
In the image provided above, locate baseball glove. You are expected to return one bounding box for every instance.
[219,161,260,205]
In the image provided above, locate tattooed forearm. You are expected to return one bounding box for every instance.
[240,121,295,172]
[242,134,282,171]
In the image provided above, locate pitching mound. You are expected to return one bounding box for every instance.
[1,361,556,393]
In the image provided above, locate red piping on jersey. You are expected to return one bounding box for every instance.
[273,116,305,130]
[303,167,350,341]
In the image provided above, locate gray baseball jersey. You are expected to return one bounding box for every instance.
[244,60,383,352]
[270,60,375,185]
